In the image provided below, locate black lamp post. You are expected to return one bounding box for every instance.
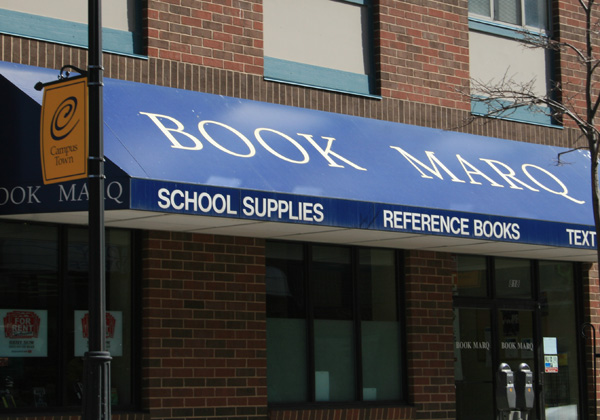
[82,0,111,419]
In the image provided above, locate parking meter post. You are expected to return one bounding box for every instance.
[496,363,517,420]
[515,363,535,420]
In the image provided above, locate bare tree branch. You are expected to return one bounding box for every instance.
[462,0,600,268]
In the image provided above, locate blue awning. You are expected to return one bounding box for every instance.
[0,61,596,260]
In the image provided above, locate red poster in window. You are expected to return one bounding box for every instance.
[3,311,41,339]
[81,312,117,339]
[74,311,123,357]
[0,309,48,357]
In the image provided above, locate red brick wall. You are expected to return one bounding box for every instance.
[404,250,456,420]
[0,0,584,150]
[0,0,597,416]
[269,406,415,420]
[141,232,457,420]
[551,0,600,129]
[146,0,263,74]
[376,0,470,110]
[582,262,600,419]
[1,415,150,420]
[7,0,595,128]
[142,231,267,419]
[145,0,472,110]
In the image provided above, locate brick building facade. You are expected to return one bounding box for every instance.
[0,1,599,420]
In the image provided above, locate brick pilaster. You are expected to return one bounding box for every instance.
[142,231,267,420]
[404,250,456,420]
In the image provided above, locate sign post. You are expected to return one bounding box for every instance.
[82,0,111,419]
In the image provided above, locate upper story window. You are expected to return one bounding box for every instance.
[0,0,143,56]
[469,0,548,30]
[468,0,555,126]
[263,0,376,97]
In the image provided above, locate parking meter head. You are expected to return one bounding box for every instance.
[496,363,516,410]
[516,363,535,410]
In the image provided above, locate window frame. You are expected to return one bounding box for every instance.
[468,0,549,32]
[0,221,142,413]
[266,241,407,406]
[453,256,586,420]
[0,1,144,57]
[263,0,379,98]
[468,0,558,128]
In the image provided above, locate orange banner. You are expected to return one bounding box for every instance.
[40,77,88,184]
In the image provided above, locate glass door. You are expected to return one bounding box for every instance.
[454,256,539,420]
[497,309,536,378]
[454,306,537,420]
[454,307,493,420]
[454,257,582,420]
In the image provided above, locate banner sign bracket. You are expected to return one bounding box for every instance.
[34,65,88,91]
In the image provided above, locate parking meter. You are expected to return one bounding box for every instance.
[496,363,516,411]
[515,363,534,410]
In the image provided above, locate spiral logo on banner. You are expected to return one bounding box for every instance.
[51,96,80,141]
[40,76,88,184]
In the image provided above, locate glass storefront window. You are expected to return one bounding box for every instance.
[0,221,136,411]
[0,223,59,409]
[539,261,580,420]
[266,242,404,404]
[495,258,532,299]
[359,248,401,401]
[312,245,355,401]
[454,255,487,297]
[266,242,308,403]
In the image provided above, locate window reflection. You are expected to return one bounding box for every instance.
[540,262,579,420]
[495,258,531,299]
[0,222,134,410]
[454,255,487,297]
[0,223,58,409]
[266,242,404,403]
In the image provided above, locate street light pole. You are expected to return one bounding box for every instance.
[82,0,111,419]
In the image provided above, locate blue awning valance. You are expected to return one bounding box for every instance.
[0,61,596,260]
